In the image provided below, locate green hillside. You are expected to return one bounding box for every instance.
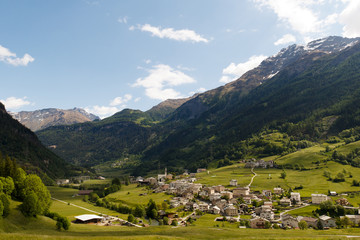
[0,103,74,179]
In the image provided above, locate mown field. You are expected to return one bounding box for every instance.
[3,200,360,240]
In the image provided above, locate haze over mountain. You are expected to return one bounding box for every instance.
[11,108,100,132]
[37,36,360,175]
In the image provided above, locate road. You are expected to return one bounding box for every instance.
[247,168,257,187]
[51,197,142,227]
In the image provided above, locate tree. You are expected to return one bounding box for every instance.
[163,216,169,225]
[21,191,39,217]
[127,214,135,223]
[146,199,158,219]
[299,220,308,230]
[280,171,286,179]
[317,219,324,230]
[0,193,10,217]
[264,221,271,229]
[56,216,71,230]
[0,177,14,196]
[0,200,3,216]
[112,178,121,186]
[20,174,51,217]
[342,216,352,228]
[133,205,146,218]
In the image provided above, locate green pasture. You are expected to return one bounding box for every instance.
[106,184,172,207]
[275,145,327,168]
[195,164,253,188]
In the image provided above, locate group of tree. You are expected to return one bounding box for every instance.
[314,200,357,218]
[323,169,351,183]
[0,153,70,230]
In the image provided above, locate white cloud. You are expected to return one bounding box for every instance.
[0,45,35,66]
[110,94,132,106]
[118,16,128,24]
[253,0,341,41]
[0,97,32,110]
[274,34,296,45]
[133,24,209,43]
[189,87,206,96]
[339,0,360,37]
[133,64,196,100]
[220,55,267,83]
[85,94,134,119]
[85,105,119,119]
[254,0,322,34]
[144,59,151,64]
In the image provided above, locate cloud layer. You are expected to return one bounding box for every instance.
[0,45,34,66]
[0,97,32,110]
[131,24,209,43]
[274,34,296,46]
[133,64,196,101]
[220,55,267,83]
[339,0,360,38]
[85,94,133,119]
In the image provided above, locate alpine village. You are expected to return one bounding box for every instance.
[3,3,360,240]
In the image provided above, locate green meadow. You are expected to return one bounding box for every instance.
[4,141,360,239]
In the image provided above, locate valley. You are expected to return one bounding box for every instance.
[3,36,360,239]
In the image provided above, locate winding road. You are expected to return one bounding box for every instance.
[247,168,257,187]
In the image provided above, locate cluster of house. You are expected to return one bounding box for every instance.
[244,159,274,168]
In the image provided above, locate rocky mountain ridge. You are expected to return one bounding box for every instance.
[11,108,99,131]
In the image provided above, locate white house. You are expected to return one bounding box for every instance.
[230,179,238,186]
[319,215,336,228]
[290,192,301,203]
[311,194,328,204]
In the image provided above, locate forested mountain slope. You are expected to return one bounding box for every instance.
[37,36,360,175]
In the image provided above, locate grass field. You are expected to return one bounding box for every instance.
[3,201,360,240]
[195,164,253,188]
[106,184,172,207]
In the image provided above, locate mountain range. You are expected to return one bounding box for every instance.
[11,108,99,132]
[36,36,360,175]
[0,103,77,182]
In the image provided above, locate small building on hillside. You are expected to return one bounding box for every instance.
[298,216,318,228]
[311,194,328,204]
[56,179,69,185]
[250,217,269,229]
[224,204,238,217]
[74,214,103,224]
[319,215,336,228]
[273,187,283,195]
[336,198,350,206]
[282,214,299,228]
[230,179,238,186]
[214,185,225,192]
[290,192,301,203]
[78,190,93,195]
[233,187,250,198]
[279,197,291,206]
[344,215,360,225]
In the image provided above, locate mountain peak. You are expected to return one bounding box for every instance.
[11,108,100,131]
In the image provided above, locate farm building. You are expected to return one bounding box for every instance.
[74,214,104,224]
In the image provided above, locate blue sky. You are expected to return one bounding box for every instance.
[1,0,360,118]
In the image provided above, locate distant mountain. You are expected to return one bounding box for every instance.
[0,103,74,180]
[37,36,360,175]
[11,108,100,131]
